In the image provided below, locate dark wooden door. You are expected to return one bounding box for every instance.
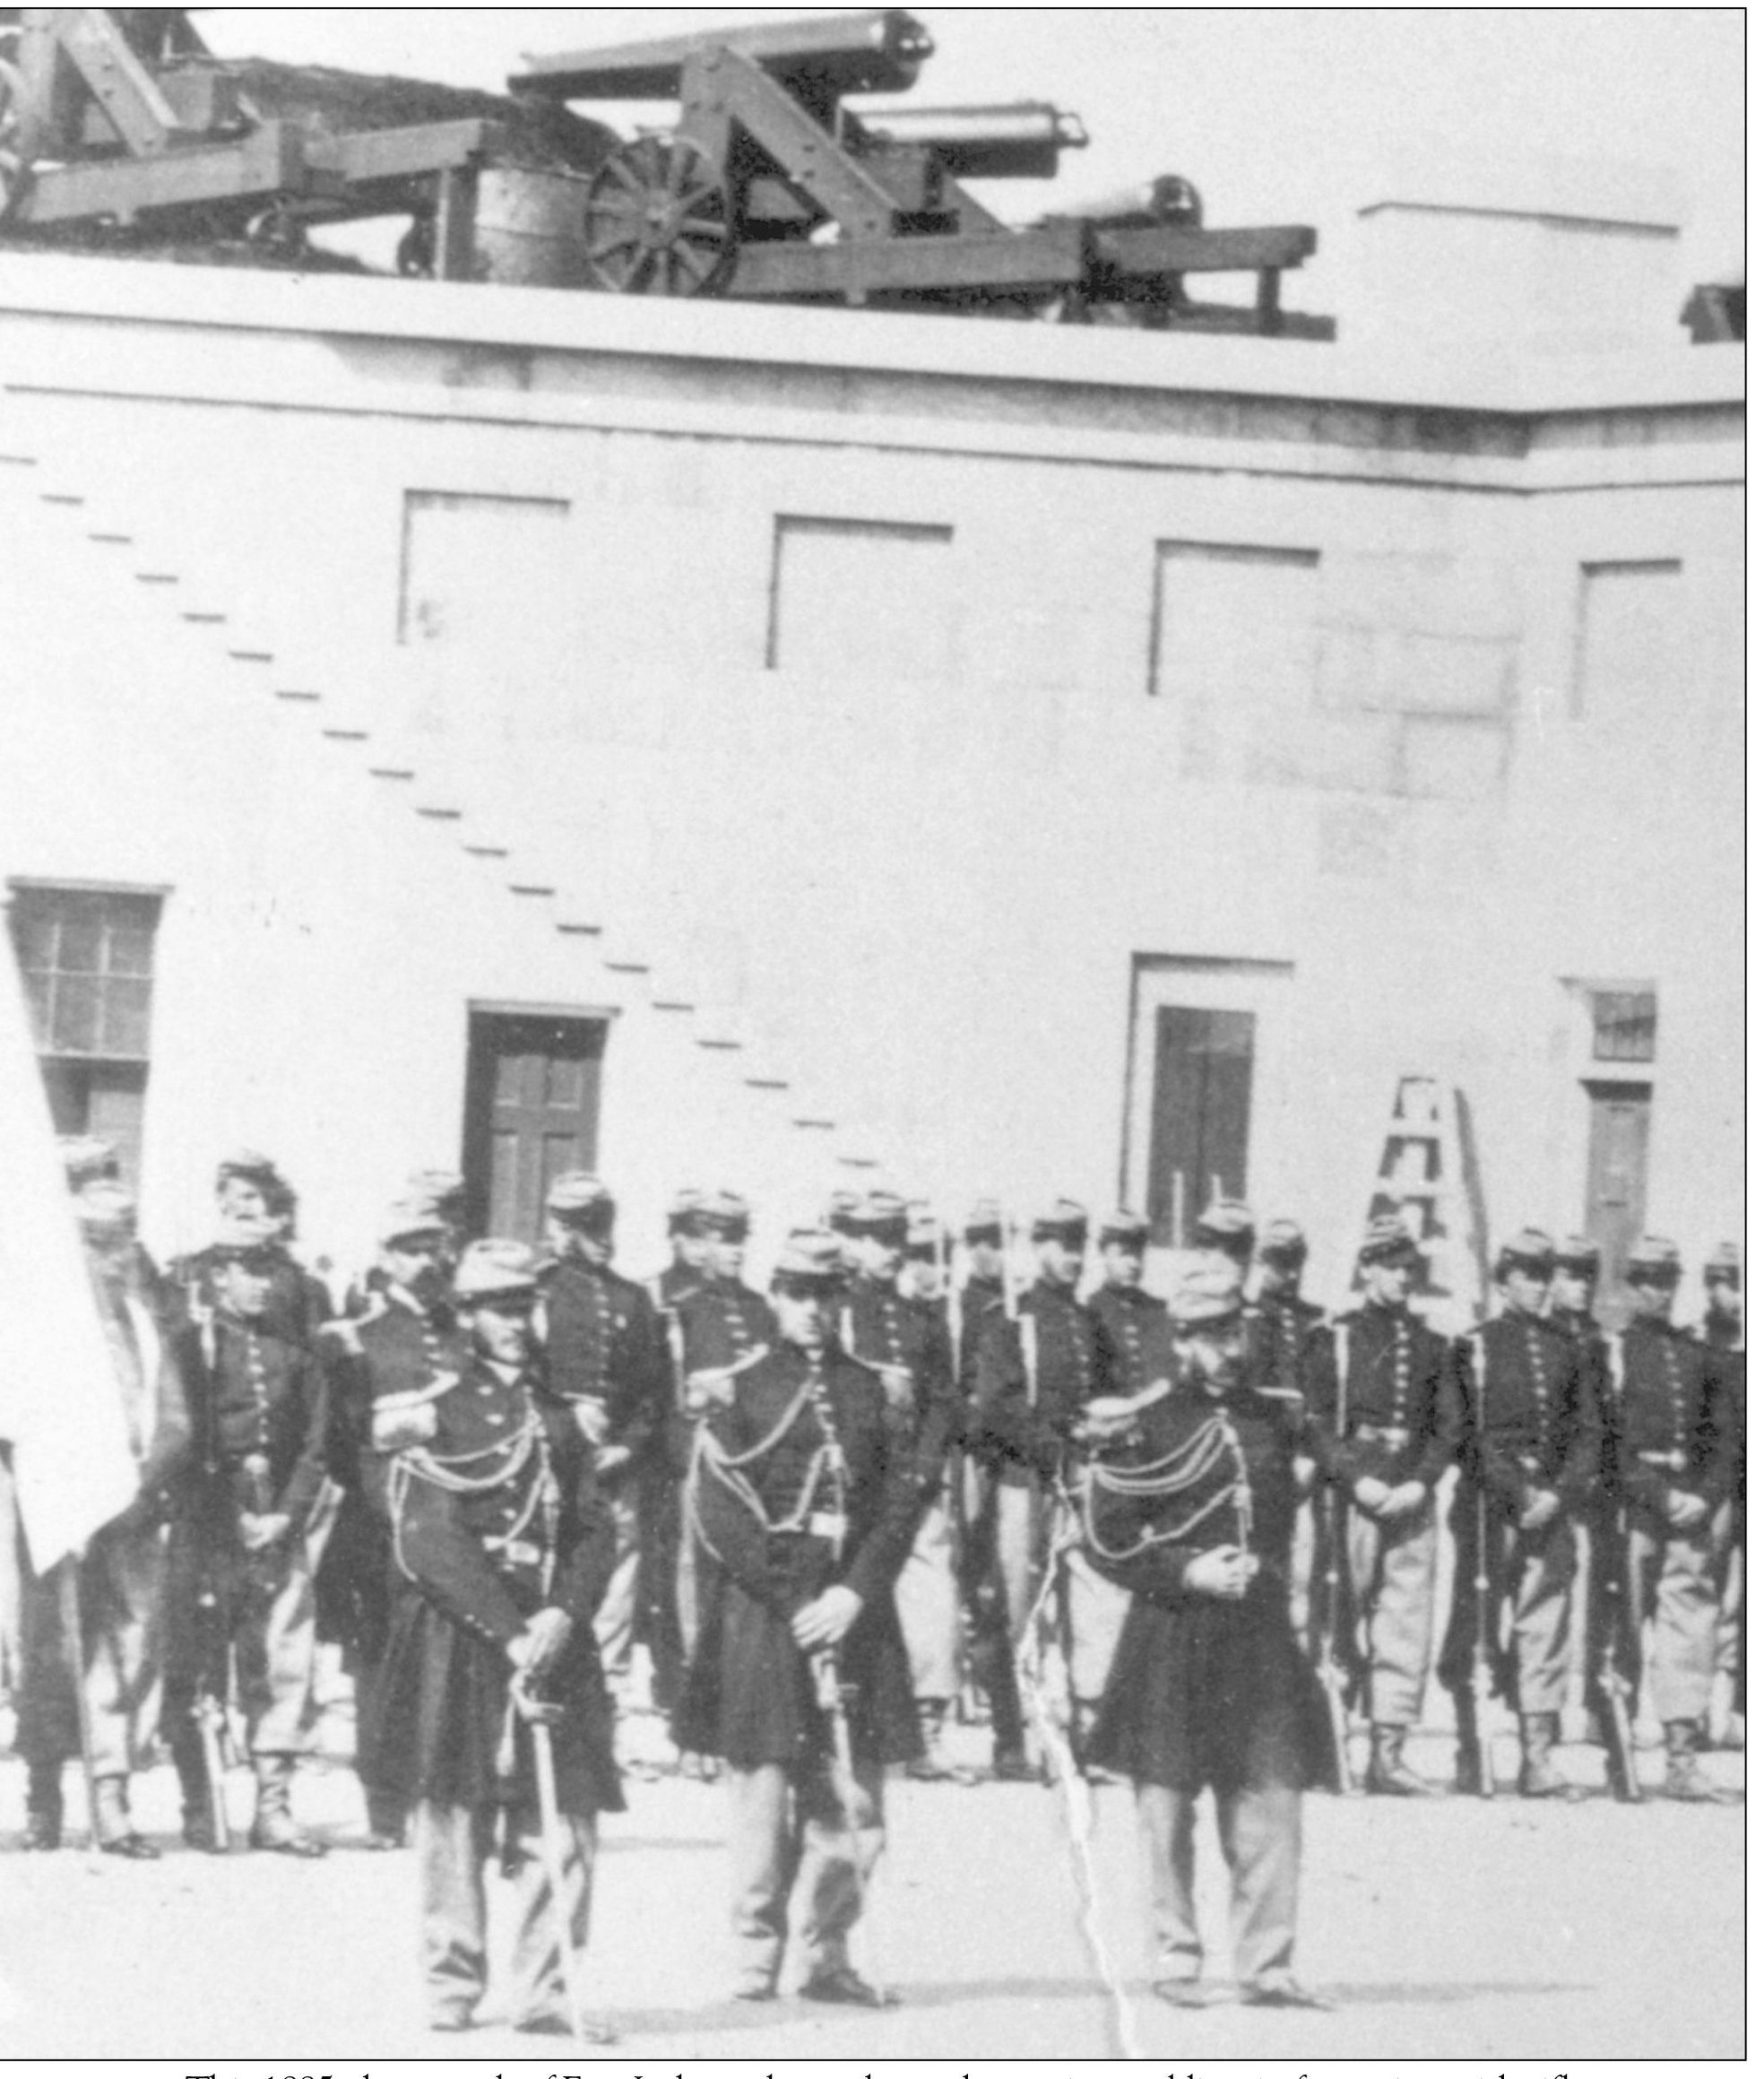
[1584,1080,1650,1326]
[1146,1005,1256,1246]
[463,1013,606,1243]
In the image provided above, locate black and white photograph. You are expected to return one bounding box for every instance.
[0,4,1743,2065]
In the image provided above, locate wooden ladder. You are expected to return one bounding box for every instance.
[1353,1075,1492,1333]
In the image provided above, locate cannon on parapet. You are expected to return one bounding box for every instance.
[506,10,1328,333]
[0,6,604,271]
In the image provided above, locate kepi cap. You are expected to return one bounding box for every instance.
[1494,1227,1556,1277]
[380,1197,451,1248]
[698,1190,751,1238]
[454,1238,542,1300]
[665,1187,705,1234]
[772,1228,848,1290]
[848,1190,910,1238]
[406,1169,466,1208]
[1258,1217,1308,1262]
[546,1173,615,1226]
[1195,1199,1256,1246]
[1030,1199,1088,1243]
[1359,1214,1422,1267]
[1704,1241,1742,1284]
[1553,1234,1601,1275]
[1096,1209,1151,1247]
[1626,1234,1683,1283]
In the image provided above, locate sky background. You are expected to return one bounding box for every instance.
[203,8,1744,308]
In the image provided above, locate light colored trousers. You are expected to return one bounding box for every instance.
[1628,1516,1720,1724]
[1344,1499,1439,1726]
[727,1755,884,1992]
[411,1798,597,2027]
[1064,1548,1131,1708]
[895,1482,964,1702]
[1135,1780,1301,1989]
[18,1516,166,1780]
[229,1547,320,1753]
[592,1485,642,1687]
[1494,1514,1578,1716]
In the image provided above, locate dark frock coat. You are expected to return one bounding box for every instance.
[358,1357,624,1819]
[674,1339,922,1769]
[1082,1371,1336,1796]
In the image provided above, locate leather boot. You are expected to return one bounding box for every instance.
[1662,1719,1725,1802]
[1518,1712,1583,1799]
[1366,1723,1442,1797]
[23,1761,63,1850]
[250,1754,326,1856]
[94,1773,160,1857]
[907,1701,956,1780]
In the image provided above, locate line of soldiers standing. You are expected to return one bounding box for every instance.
[0,1141,1744,2018]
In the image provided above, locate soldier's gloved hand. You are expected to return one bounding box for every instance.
[570,1399,611,1447]
[1292,1453,1318,1499]
[683,1368,736,1415]
[508,1669,565,1727]
[1517,1487,1561,1532]
[1665,1488,1709,1530]
[239,1512,291,1550]
[595,1442,633,1477]
[791,1584,863,1650]
[1182,1547,1256,1600]
[877,1364,916,1414]
[1378,1479,1428,1520]
[1353,1476,1392,1515]
[512,1607,575,1676]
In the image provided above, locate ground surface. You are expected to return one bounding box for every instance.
[0,1720,1742,2062]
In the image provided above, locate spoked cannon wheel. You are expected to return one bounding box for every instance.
[582,135,734,296]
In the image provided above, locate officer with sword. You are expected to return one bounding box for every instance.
[358,1238,623,2040]
[675,1228,921,2007]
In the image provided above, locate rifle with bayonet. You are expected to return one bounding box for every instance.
[1315,1326,1357,1793]
[1464,1336,1498,1798]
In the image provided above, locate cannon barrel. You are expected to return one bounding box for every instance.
[510,10,933,104]
[855,102,1086,181]
[1054,173,1204,230]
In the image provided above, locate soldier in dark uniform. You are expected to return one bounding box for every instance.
[324,1196,470,1847]
[677,1229,921,2006]
[968,1200,1108,1766]
[952,1200,1032,1779]
[1074,1210,1166,1731]
[17,1184,191,1855]
[1315,1217,1458,1796]
[1440,1229,1598,1798]
[669,1191,775,1685]
[536,1174,668,1704]
[638,1188,711,1717]
[1081,1265,1333,2011]
[359,1240,622,2039]
[169,1151,332,1350]
[1247,1220,1332,1644]
[1700,1242,1744,1745]
[1617,1235,1736,1799]
[164,1239,332,1853]
[1547,1237,1623,1751]
[839,1192,963,1777]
